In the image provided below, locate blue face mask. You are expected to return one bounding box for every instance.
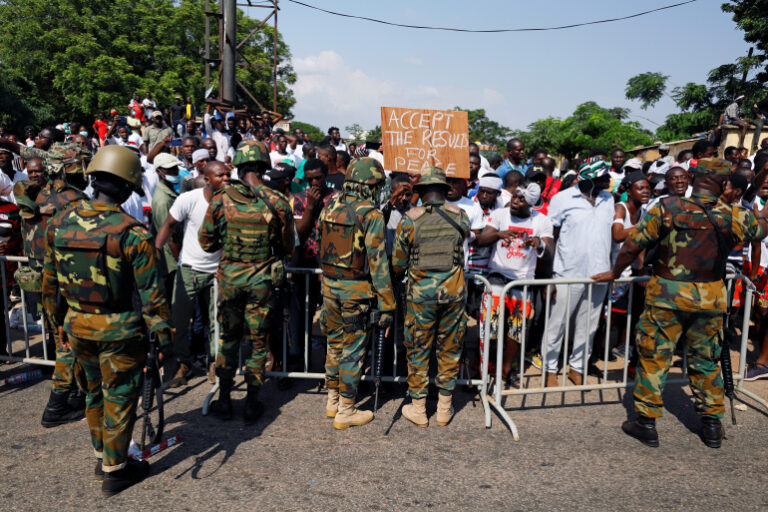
[79,131,88,137]
[164,174,181,184]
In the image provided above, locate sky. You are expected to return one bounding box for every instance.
[253,0,752,138]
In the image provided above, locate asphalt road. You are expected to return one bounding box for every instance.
[1,358,767,511]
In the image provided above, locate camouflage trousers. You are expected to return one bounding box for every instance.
[69,335,145,472]
[51,311,78,394]
[634,305,724,419]
[405,299,466,400]
[216,280,273,387]
[322,297,370,399]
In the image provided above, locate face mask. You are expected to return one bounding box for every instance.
[79,131,88,137]
[164,173,181,184]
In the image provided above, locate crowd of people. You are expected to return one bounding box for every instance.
[1,93,768,495]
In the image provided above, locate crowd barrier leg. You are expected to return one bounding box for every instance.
[202,279,220,416]
[734,285,768,409]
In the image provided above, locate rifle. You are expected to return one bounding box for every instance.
[720,275,740,426]
[368,309,385,413]
[140,331,165,451]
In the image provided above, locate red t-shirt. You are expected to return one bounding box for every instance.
[93,120,108,140]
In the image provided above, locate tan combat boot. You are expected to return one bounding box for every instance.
[402,398,428,428]
[333,396,374,429]
[326,388,340,418]
[435,393,454,426]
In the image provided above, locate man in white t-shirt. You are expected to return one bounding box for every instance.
[155,161,231,387]
[270,134,298,168]
[446,177,484,266]
[476,183,553,388]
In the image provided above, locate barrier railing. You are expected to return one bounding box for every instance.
[202,267,496,433]
[0,255,54,367]
[482,273,766,439]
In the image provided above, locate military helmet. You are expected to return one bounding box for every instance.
[413,166,449,189]
[345,157,385,186]
[689,157,731,177]
[232,140,269,167]
[47,142,91,176]
[86,145,144,195]
[12,181,41,219]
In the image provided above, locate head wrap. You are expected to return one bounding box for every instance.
[478,175,502,191]
[647,160,670,176]
[192,149,210,164]
[516,182,541,206]
[621,171,648,190]
[577,160,610,182]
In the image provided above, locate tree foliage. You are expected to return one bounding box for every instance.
[515,102,653,160]
[453,107,513,148]
[624,1,768,141]
[625,72,669,110]
[0,0,296,132]
[291,121,324,144]
[344,123,366,145]
[722,0,768,82]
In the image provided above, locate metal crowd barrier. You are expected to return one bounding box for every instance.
[202,266,494,430]
[0,255,55,367]
[482,273,767,439]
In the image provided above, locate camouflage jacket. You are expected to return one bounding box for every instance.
[41,201,173,349]
[392,200,470,305]
[316,192,395,312]
[631,193,766,312]
[26,180,87,269]
[199,180,293,289]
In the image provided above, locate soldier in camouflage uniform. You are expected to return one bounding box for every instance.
[13,143,91,428]
[317,157,395,429]
[392,166,470,428]
[593,157,768,448]
[199,140,293,423]
[42,145,173,496]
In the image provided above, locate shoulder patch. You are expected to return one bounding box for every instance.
[406,206,425,220]
[443,203,461,214]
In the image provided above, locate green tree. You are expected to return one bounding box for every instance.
[291,121,324,144]
[625,72,670,109]
[722,0,768,82]
[0,0,296,133]
[453,107,513,148]
[515,102,653,160]
[366,125,382,142]
[344,123,366,145]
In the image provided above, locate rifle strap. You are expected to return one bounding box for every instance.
[690,197,730,280]
[434,205,466,239]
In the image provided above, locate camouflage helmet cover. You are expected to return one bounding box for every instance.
[344,157,385,185]
[47,142,91,176]
[232,140,269,167]
[413,166,449,189]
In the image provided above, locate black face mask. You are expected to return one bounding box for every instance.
[92,177,133,204]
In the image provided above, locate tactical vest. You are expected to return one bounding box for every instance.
[53,208,142,314]
[655,196,733,282]
[411,204,465,272]
[220,185,274,264]
[319,195,372,280]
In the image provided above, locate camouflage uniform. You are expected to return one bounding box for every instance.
[391,167,470,401]
[629,158,767,420]
[199,141,293,394]
[42,200,172,471]
[16,144,91,428]
[318,158,395,401]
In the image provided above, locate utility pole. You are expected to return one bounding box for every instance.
[221,0,237,104]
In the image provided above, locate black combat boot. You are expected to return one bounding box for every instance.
[101,459,150,497]
[209,378,233,420]
[621,416,659,447]
[243,385,264,424]
[700,416,724,448]
[40,389,85,428]
[67,386,86,411]
[94,459,105,481]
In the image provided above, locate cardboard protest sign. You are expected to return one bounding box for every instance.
[381,107,469,178]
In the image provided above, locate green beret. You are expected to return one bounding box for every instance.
[689,157,731,177]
